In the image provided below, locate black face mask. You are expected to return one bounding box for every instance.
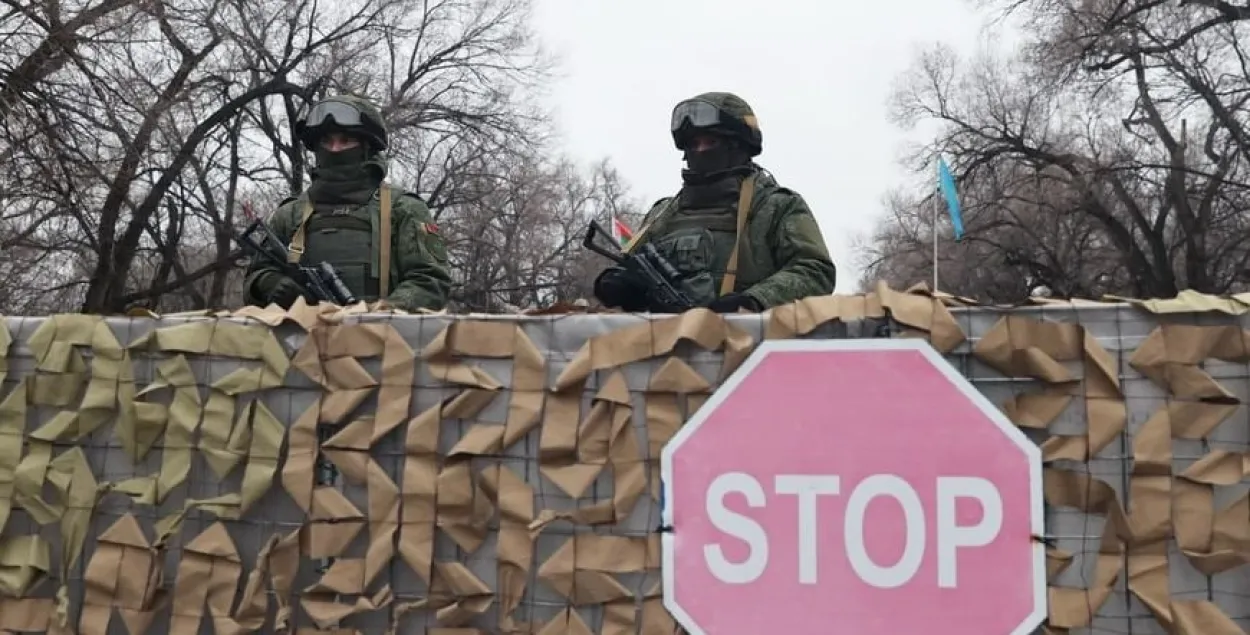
[313,145,368,177]
[307,144,382,204]
[681,137,751,184]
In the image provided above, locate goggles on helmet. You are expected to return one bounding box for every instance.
[302,100,373,130]
[670,99,724,132]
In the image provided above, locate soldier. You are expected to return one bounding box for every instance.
[593,92,837,313]
[242,94,453,311]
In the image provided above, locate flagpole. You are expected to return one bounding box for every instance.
[932,190,939,292]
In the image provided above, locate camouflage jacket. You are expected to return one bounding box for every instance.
[629,167,837,308]
[242,184,452,311]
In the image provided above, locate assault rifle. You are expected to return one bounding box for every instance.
[235,204,359,306]
[582,220,694,312]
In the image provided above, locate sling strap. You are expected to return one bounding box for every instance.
[719,173,756,297]
[378,186,392,299]
[622,198,675,256]
[287,197,315,264]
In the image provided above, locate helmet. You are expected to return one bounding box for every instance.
[669,92,762,157]
[294,95,388,151]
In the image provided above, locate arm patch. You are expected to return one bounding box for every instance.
[392,189,439,234]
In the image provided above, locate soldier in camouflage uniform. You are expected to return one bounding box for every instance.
[593,92,837,313]
[243,95,453,311]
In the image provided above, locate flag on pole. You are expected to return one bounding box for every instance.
[936,156,965,241]
[611,215,635,248]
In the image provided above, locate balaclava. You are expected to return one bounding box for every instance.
[306,130,387,205]
[681,134,753,185]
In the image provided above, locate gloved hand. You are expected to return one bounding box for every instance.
[593,266,648,311]
[706,292,762,314]
[268,276,309,309]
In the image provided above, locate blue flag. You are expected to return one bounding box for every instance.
[937,157,965,241]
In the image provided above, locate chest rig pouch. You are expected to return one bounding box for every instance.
[286,186,395,302]
[630,174,761,306]
[655,223,723,305]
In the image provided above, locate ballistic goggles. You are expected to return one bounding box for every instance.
[670,99,725,132]
[303,100,374,130]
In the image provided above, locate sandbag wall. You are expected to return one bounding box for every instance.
[0,285,1245,634]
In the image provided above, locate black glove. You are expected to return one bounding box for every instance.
[268,276,309,309]
[593,266,648,311]
[706,292,762,314]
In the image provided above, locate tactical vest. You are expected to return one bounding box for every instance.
[286,185,397,301]
[627,172,779,306]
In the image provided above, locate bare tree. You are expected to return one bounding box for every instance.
[445,154,646,312]
[1,0,608,315]
[859,2,1250,301]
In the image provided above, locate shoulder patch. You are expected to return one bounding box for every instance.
[403,212,440,234]
[388,189,439,234]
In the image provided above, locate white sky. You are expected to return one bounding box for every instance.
[532,0,1001,292]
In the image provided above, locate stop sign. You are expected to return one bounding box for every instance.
[660,338,1045,635]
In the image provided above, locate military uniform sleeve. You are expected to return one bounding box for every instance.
[386,195,453,311]
[741,191,837,308]
[241,199,298,307]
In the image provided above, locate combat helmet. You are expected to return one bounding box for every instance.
[294,95,389,152]
[669,92,762,157]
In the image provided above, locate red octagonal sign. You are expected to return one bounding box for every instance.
[661,339,1045,635]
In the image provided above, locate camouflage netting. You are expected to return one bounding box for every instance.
[0,283,1249,634]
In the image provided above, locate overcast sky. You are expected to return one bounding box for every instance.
[531,0,1002,292]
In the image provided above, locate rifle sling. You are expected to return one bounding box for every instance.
[720,173,755,297]
[288,197,315,264]
[379,186,391,299]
